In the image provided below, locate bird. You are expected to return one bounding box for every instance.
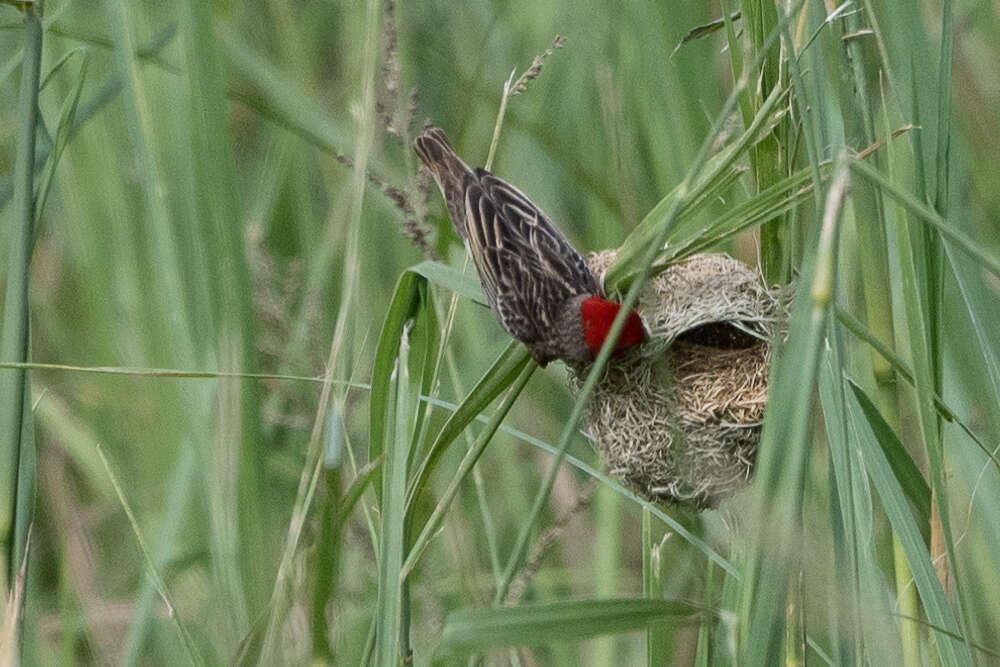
[414,125,645,367]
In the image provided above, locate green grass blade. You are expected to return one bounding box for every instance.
[642,510,669,665]
[0,2,43,596]
[218,26,373,175]
[418,393,737,576]
[934,0,954,214]
[884,114,973,659]
[95,445,204,666]
[0,24,178,214]
[943,243,1000,419]
[819,336,864,666]
[408,261,486,305]
[104,0,195,356]
[606,84,789,291]
[180,0,267,621]
[401,362,534,579]
[836,306,998,469]
[663,163,818,265]
[374,328,414,667]
[32,47,89,225]
[439,599,710,655]
[851,159,1000,280]
[739,155,850,665]
[369,271,423,498]
[845,383,972,665]
[119,444,199,667]
[405,341,529,514]
[846,380,931,531]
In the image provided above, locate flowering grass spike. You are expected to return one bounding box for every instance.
[414,126,645,366]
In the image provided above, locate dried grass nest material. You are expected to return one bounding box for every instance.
[570,251,790,509]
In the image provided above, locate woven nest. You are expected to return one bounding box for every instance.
[571,251,790,509]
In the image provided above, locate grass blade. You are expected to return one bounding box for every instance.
[369,271,423,498]
[374,327,414,667]
[846,380,931,530]
[851,159,1000,280]
[401,362,534,580]
[606,84,789,292]
[405,341,529,514]
[32,47,89,226]
[0,2,43,598]
[439,599,709,655]
[845,383,971,665]
[96,445,204,666]
[739,154,850,664]
[408,261,486,306]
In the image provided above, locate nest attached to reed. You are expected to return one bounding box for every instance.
[571,251,790,509]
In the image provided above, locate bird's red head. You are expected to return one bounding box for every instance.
[580,296,645,359]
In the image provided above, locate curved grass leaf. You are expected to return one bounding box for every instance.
[662,163,817,266]
[846,382,972,666]
[405,341,529,514]
[439,598,710,655]
[846,379,931,528]
[401,361,534,579]
[408,261,486,306]
[374,325,414,667]
[32,47,90,228]
[1,3,43,596]
[369,271,423,499]
[851,159,1000,280]
[835,305,999,472]
[418,393,737,577]
[606,84,789,292]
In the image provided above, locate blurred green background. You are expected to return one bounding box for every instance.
[2,0,1000,664]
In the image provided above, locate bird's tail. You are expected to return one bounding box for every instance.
[414,126,473,239]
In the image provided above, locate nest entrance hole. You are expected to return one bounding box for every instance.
[675,321,760,350]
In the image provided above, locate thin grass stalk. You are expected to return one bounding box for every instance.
[258,0,381,658]
[119,444,199,667]
[309,423,343,665]
[181,0,267,618]
[849,160,1000,279]
[934,0,954,216]
[400,363,534,580]
[95,445,204,665]
[439,342,505,589]
[0,1,43,598]
[928,0,955,614]
[872,80,924,667]
[820,327,864,664]
[834,306,998,456]
[776,2,824,220]
[0,24,178,214]
[694,558,713,667]
[104,0,195,360]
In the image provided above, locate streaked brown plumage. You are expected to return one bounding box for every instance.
[414,126,644,366]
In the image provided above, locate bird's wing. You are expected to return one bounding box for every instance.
[462,169,598,343]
